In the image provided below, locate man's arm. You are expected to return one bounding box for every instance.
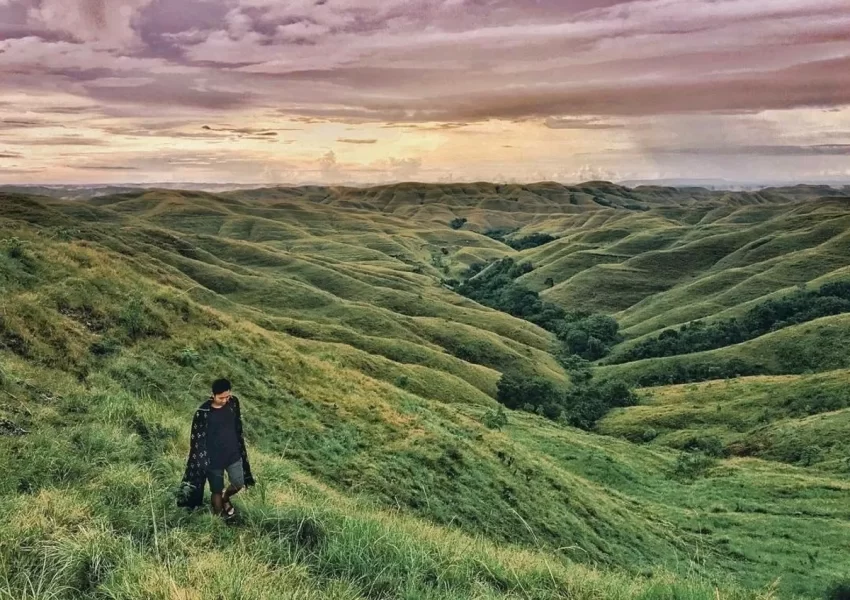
[231,395,256,486]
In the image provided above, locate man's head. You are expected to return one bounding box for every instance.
[212,378,232,403]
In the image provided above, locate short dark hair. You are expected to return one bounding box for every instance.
[212,378,231,395]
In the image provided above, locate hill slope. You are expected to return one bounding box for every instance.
[1,183,849,599]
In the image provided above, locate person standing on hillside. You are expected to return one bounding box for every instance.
[177,378,255,518]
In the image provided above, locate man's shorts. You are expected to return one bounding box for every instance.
[207,459,245,494]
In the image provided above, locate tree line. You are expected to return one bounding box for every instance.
[610,281,850,364]
[496,356,638,430]
[454,258,636,429]
[455,258,622,360]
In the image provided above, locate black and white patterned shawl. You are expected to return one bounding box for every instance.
[176,394,256,509]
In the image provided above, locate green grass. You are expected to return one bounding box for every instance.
[599,371,850,472]
[2,184,850,599]
[597,314,850,387]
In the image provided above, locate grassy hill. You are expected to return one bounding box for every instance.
[1,183,849,599]
[598,371,850,472]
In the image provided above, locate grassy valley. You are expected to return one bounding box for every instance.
[1,181,849,599]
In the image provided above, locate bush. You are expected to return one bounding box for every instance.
[633,358,766,387]
[557,313,621,360]
[562,377,638,430]
[118,297,168,341]
[825,580,850,600]
[557,353,593,383]
[449,217,467,230]
[496,372,561,411]
[89,337,121,357]
[178,347,200,367]
[482,227,517,242]
[482,406,508,430]
[506,233,556,250]
[4,236,25,259]
[495,371,637,430]
[679,435,727,458]
[671,452,717,481]
[641,428,658,443]
[799,445,823,467]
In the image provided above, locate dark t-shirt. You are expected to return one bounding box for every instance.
[206,402,241,469]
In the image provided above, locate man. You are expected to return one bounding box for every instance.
[177,378,255,517]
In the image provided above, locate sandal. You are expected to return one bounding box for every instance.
[222,500,236,518]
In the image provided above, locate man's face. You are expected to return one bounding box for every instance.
[213,389,231,403]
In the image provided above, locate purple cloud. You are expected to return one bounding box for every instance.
[0,0,848,183]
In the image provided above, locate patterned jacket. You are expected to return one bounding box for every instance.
[176,394,256,509]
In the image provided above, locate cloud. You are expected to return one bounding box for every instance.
[69,165,139,170]
[0,119,50,130]
[319,150,343,181]
[86,77,157,88]
[0,135,107,146]
[544,117,625,130]
[652,144,850,156]
[201,125,298,135]
[0,151,24,158]
[0,167,45,174]
[26,0,154,48]
[1,0,849,184]
[384,156,422,179]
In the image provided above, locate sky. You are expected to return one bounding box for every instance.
[0,0,849,186]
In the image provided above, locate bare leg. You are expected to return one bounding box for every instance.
[211,492,224,515]
[222,484,244,508]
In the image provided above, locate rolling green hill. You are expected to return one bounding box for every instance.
[1,182,849,599]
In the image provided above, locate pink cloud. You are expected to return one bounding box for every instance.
[0,0,848,183]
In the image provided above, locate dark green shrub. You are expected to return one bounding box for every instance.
[506,233,556,250]
[482,406,508,430]
[178,347,200,367]
[495,371,637,431]
[671,452,717,481]
[118,297,168,340]
[563,378,637,430]
[483,227,517,242]
[496,372,561,411]
[641,428,658,443]
[5,236,25,259]
[89,337,121,357]
[679,435,727,458]
[449,217,467,230]
[825,579,850,600]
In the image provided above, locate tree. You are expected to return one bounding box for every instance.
[496,373,560,411]
[450,217,468,230]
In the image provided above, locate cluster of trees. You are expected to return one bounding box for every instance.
[456,258,621,360]
[496,361,637,430]
[505,233,557,251]
[455,259,635,429]
[631,358,765,387]
[482,227,518,242]
[480,228,557,250]
[558,312,621,360]
[613,281,850,363]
